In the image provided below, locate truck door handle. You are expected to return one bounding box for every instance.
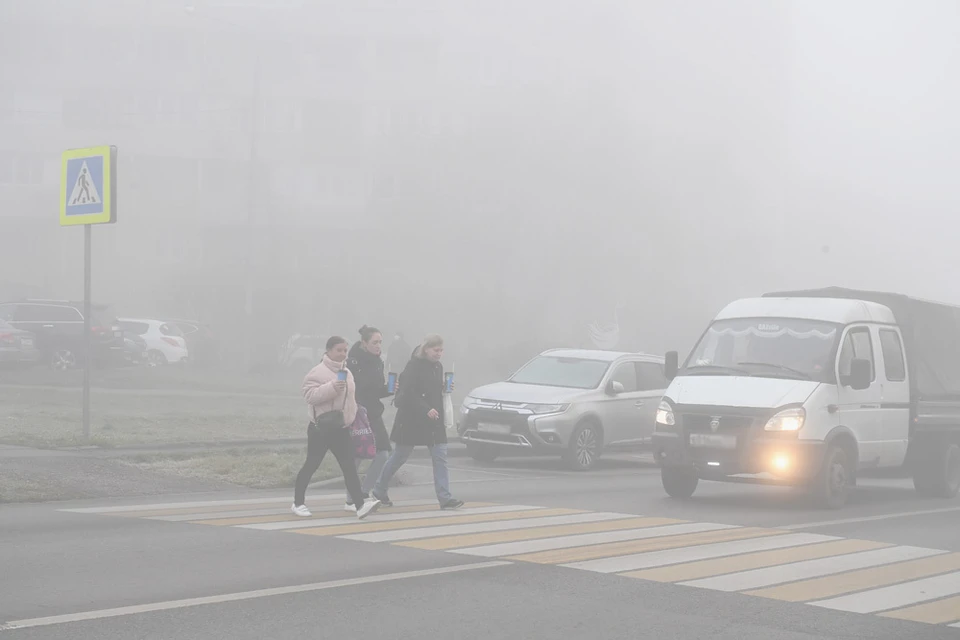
[42,324,54,329]
[634,401,645,407]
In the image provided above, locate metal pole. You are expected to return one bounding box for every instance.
[82,223,91,439]
[243,43,261,373]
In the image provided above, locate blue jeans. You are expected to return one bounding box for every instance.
[346,450,390,504]
[373,444,453,505]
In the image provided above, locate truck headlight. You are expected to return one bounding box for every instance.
[764,407,805,432]
[655,400,675,428]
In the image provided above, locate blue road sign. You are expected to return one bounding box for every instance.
[60,146,116,226]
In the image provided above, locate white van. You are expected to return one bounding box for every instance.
[651,287,960,508]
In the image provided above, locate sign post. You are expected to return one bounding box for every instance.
[60,145,117,440]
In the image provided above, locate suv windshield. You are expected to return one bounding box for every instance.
[509,356,611,389]
[685,318,840,382]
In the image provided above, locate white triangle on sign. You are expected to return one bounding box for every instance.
[68,161,102,206]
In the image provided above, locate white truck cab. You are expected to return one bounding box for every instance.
[652,288,960,508]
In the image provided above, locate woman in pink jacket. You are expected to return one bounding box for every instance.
[292,336,381,519]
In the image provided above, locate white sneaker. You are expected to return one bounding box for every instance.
[356,499,381,520]
[343,503,357,513]
[291,504,312,517]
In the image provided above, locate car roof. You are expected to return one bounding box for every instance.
[539,348,664,363]
[118,318,162,325]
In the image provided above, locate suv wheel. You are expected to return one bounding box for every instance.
[50,349,76,371]
[563,422,601,471]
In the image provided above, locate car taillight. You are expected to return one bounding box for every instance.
[90,326,104,334]
[0,333,14,344]
[162,337,180,348]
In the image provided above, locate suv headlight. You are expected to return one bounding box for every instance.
[462,396,482,410]
[655,400,675,428]
[527,403,569,415]
[764,407,805,432]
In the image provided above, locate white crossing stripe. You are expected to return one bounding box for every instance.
[811,571,960,614]
[448,522,735,558]
[341,511,633,543]
[151,500,440,522]
[239,504,541,531]
[60,495,342,514]
[563,532,839,573]
[682,546,946,592]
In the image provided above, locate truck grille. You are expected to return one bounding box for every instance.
[681,413,757,433]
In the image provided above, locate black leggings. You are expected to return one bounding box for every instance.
[294,422,366,508]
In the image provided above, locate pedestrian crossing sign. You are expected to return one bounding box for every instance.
[60,145,117,226]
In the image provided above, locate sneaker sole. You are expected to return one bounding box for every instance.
[357,502,381,520]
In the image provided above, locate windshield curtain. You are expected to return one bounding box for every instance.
[685,318,840,382]
[509,356,611,389]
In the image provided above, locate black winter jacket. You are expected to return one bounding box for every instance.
[391,356,447,447]
[346,342,391,419]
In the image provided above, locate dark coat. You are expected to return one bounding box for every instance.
[347,342,392,451]
[391,355,447,447]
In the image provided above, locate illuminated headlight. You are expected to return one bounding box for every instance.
[655,400,675,428]
[527,404,569,415]
[764,407,805,432]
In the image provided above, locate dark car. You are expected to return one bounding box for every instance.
[0,319,42,367]
[0,300,125,370]
[165,319,220,368]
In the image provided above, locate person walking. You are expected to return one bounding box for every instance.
[292,336,380,519]
[372,334,463,510]
[343,325,395,512]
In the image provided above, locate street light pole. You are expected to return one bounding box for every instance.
[243,44,261,373]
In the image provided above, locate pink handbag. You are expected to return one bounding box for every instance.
[349,406,376,459]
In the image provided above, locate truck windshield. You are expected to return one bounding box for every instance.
[684,318,840,382]
[509,356,611,389]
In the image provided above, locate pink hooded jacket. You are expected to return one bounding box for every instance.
[302,355,358,426]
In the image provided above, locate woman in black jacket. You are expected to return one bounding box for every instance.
[371,334,463,510]
[343,325,394,511]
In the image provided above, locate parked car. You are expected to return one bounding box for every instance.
[121,333,148,367]
[458,349,668,470]
[0,299,125,370]
[164,319,220,368]
[279,333,326,375]
[0,319,42,367]
[117,318,189,365]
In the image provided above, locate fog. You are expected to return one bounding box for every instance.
[2,0,959,380]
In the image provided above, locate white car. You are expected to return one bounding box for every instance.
[118,318,189,365]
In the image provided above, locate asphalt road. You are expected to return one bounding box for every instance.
[2,454,960,639]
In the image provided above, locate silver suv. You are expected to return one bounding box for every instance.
[458,349,668,470]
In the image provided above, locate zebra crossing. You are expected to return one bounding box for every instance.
[62,496,960,629]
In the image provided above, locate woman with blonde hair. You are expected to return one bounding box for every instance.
[371,334,463,510]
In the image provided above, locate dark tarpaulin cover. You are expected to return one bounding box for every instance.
[763,287,960,400]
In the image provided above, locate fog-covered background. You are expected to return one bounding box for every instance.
[2,0,958,379]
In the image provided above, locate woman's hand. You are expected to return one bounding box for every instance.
[428,408,439,421]
[334,380,347,392]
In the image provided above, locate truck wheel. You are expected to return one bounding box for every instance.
[913,443,960,499]
[467,442,500,463]
[811,444,851,509]
[661,465,699,499]
[563,422,602,471]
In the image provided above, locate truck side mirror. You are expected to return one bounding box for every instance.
[665,351,679,381]
[848,358,872,390]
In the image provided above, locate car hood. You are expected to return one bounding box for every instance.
[666,375,820,409]
[467,382,588,405]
